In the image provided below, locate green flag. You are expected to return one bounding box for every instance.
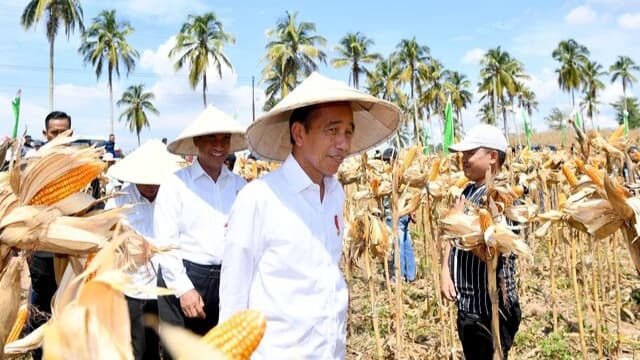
[623,110,629,135]
[11,89,21,139]
[443,96,454,154]
[522,108,532,150]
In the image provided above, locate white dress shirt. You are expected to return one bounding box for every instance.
[154,159,246,296]
[105,183,157,300]
[220,154,348,360]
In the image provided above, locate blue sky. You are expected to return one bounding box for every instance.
[1,0,640,151]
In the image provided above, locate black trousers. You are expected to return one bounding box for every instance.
[126,296,160,360]
[157,261,221,359]
[28,255,58,360]
[457,302,522,360]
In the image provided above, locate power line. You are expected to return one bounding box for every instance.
[0,63,256,81]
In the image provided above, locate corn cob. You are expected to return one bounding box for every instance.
[479,209,493,233]
[608,125,625,143]
[201,309,266,360]
[428,159,441,181]
[454,176,469,188]
[584,165,603,187]
[370,178,380,196]
[574,159,586,173]
[5,304,28,343]
[562,164,579,188]
[29,163,105,205]
[511,185,524,197]
[558,193,567,209]
[543,159,554,168]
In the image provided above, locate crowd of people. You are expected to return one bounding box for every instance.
[24,72,524,360]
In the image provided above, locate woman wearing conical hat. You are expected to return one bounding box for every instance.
[105,139,183,360]
[153,106,247,356]
[220,72,402,359]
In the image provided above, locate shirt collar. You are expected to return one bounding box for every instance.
[190,157,231,182]
[282,153,339,195]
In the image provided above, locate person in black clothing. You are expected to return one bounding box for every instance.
[29,111,73,360]
[440,124,522,360]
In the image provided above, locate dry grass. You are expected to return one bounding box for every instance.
[509,127,640,148]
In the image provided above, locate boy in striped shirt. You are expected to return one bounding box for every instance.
[440,124,521,360]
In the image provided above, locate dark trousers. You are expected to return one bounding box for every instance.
[127,296,160,360]
[157,261,221,359]
[28,255,58,360]
[457,303,522,360]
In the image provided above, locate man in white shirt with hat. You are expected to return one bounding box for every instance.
[220,72,401,359]
[105,139,183,360]
[154,106,246,346]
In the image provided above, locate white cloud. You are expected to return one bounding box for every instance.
[566,5,598,25]
[461,48,485,65]
[618,12,640,28]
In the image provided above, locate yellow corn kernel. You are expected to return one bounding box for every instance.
[562,164,579,188]
[574,159,586,173]
[543,159,554,168]
[608,125,625,143]
[6,304,29,343]
[614,183,629,199]
[201,310,266,360]
[479,209,493,233]
[428,159,441,182]
[29,163,105,205]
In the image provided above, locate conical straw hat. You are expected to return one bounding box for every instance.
[247,72,402,161]
[167,105,247,156]
[107,139,184,185]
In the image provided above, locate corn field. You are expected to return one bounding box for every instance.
[2,126,640,359]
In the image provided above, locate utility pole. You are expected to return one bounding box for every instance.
[252,76,256,122]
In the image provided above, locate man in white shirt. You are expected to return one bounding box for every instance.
[105,139,183,360]
[154,106,247,347]
[220,72,401,359]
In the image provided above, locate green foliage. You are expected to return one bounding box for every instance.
[540,332,573,360]
[612,96,640,129]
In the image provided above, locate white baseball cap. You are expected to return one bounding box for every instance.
[448,124,508,153]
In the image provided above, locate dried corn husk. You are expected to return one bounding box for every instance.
[0,256,25,357]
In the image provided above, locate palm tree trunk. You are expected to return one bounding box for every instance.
[48,36,55,111]
[202,72,208,108]
[457,109,463,134]
[501,99,509,144]
[137,132,141,146]
[109,71,114,135]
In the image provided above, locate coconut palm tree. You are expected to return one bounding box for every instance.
[552,39,590,109]
[169,12,235,108]
[395,37,430,142]
[21,0,84,111]
[117,84,159,145]
[444,70,473,133]
[262,11,326,106]
[581,60,606,129]
[477,101,497,125]
[366,56,402,101]
[478,47,528,140]
[79,9,139,135]
[609,55,640,124]
[331,32,381,89]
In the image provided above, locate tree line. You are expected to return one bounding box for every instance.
[20,2,640,146]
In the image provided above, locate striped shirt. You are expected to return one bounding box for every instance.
[448,182,519,316]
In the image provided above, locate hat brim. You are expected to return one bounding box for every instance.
[246,75,402,161]
[167,105,248,156]
[167,133,246,156]
[448,142,478,152]
[107,140,184,185]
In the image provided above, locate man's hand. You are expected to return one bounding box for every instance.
[440,273,457,302]
[452,194,466,213]
[180,289,206,318]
